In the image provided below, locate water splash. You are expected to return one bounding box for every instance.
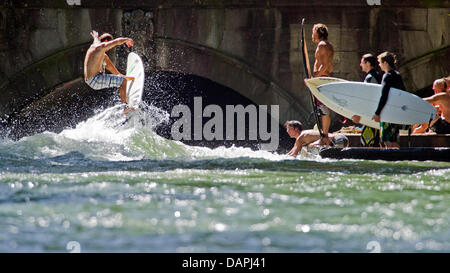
[1,103,301,162]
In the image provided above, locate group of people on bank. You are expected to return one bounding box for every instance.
[285,23,450,157]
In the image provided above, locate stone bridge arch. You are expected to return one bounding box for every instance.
[152,36,310,127]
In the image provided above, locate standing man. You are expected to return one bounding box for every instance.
[372,52,406,148]
[353,53,382,124]
[361,53,382,84]
[84,30,134,114]
[312,23,334,145]
[352,54,382,146]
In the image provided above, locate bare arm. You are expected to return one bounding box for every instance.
[104,54,122,75]
[412,113,439,134]
[412,122,428,134]
[424,93,446,105]
[287,139,303,157]
[100,37,133,52]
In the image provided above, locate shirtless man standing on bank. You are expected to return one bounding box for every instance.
[84,30,134,114]
[312,23,334,145]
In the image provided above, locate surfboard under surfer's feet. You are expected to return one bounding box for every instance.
[123,106,136,115]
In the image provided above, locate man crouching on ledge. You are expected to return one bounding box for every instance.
[84,30,135,114]
[285,120,348,157]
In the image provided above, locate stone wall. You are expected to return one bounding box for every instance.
[151,5,450,127]
[0,7,122,120]
[1,1,449,133]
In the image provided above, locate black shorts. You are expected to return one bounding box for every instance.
[431,118,450,134]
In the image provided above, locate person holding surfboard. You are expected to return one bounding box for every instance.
[311,23,334,146]
[372,52,406,148]
[84,30,135,114]
[352,53,382,146]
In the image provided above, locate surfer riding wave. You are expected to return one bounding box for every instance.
[84,30,135,114]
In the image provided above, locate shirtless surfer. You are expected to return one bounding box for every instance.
[413,79,450,134]
[312,24,334,146]
[84,30,134,114]
[285,120,348,157]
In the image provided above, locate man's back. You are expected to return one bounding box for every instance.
[84,43,106,81]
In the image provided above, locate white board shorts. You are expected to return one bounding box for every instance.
[86,74,124,90]
[317,104,331,116]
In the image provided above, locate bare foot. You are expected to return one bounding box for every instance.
[123,106,136,115]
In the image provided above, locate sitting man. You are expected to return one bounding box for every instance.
[413,78,450,134]
[285,120,348,157]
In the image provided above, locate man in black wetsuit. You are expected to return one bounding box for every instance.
[361,53,382,84]
[372,52,406,148]
[352,54,382,146]
[353,54,382,120]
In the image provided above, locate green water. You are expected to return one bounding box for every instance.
[0,106,449,252]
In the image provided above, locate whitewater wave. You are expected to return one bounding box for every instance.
[0,103,304,162]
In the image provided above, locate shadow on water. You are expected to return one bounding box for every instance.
[1,151,448,175]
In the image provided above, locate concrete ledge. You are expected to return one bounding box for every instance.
[345,133,450,147]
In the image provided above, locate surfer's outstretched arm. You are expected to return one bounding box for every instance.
[101,37,133,52]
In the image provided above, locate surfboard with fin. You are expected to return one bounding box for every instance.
[126,52,145,110]
[316,81,437,125]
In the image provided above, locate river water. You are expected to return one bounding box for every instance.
[0,105,448,252]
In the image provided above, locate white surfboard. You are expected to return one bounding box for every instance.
[317,81,437,125]
[126,52,145,109]
[305,77,380,129]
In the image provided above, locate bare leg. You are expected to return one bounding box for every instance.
[384,142,400,148]
[317,115,332,146]
[119,77,136,115]
[119,79,127,104]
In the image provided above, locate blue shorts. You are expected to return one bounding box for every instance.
[86,74,124,90]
